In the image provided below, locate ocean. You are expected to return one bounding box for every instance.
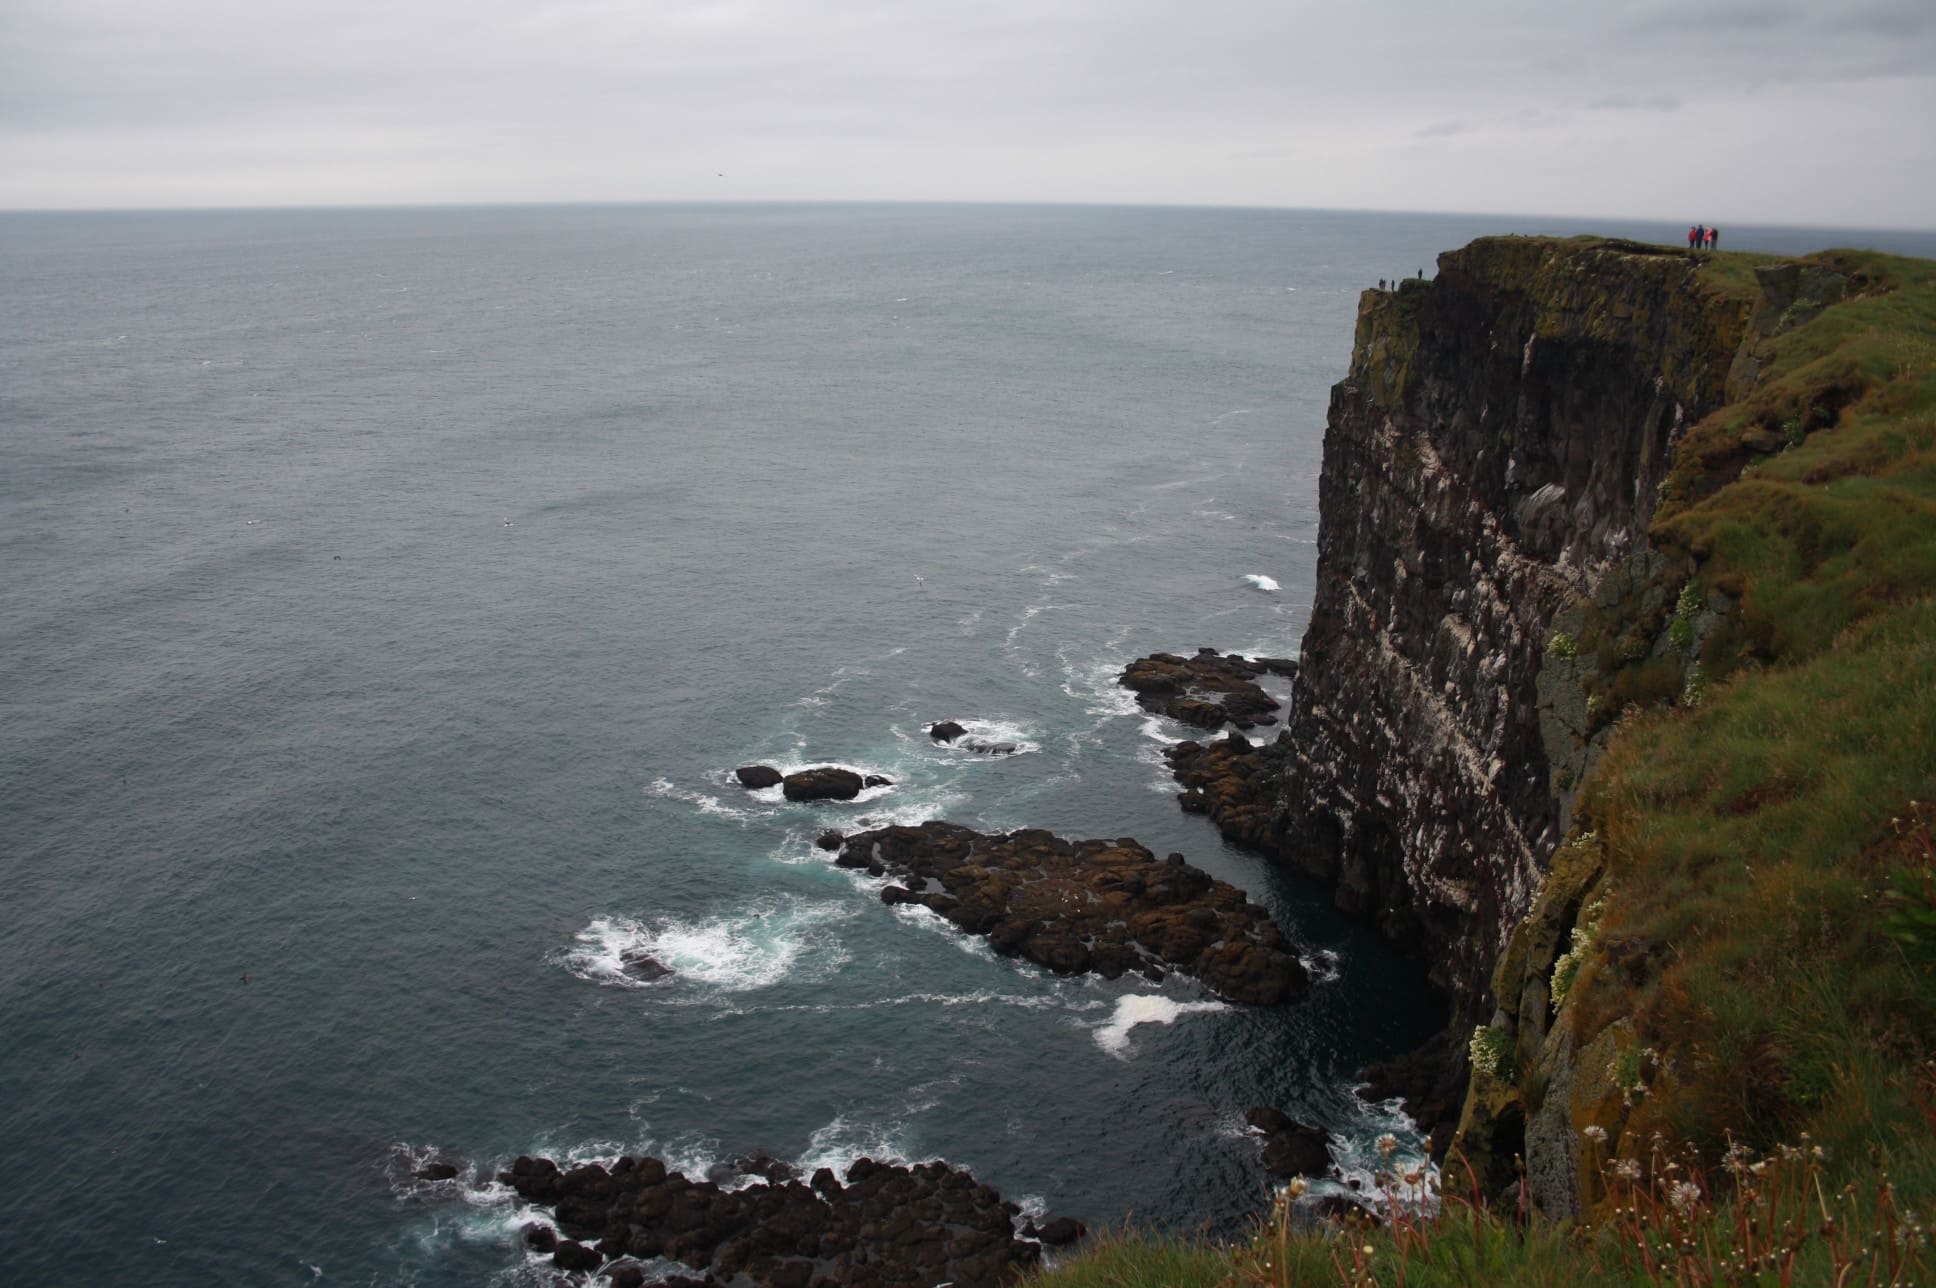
[4,203,1931,1286]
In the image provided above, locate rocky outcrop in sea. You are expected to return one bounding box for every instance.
[499,1153,1060,1287]
[1118,648,1296,731]
[831,821,1307,1005]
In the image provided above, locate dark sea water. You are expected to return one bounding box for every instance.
[4,203,1931,1286]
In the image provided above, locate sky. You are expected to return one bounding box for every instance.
[2,0,1932,228]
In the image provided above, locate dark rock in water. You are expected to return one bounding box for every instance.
[861,774,892,788]
[831,821,1308,1005]
[498,1152,1040,1288]
[414,1161,460,1182]
[1247,1110,1333,1179]
[814,830,845,851]
[708,1152,800,1186]
[606,1265,647,1288]
[735,765,784,789]
[1034,1217,1087,1246]
[1245,1106,1294,1136]
[1119,648,1296,730]
[521,1223,557,1252]
[618,950,671,983]
[929,720,967,743]
[960,739,1018,756]
[782,767,864,802]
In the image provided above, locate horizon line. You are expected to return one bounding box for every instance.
[1,196,1932,238]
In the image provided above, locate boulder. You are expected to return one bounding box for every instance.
[1035,1217,1086,1246]
[815,830,845,851]
[735,765,783,789]
[928,721,966,743]
[782,767,864,802]
[552,1240,602,1272]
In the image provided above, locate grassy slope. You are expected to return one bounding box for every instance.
[1030,245,1936,1285]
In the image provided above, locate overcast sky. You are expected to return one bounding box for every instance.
[2,0,1932,228]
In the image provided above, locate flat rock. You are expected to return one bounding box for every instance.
[832,821,1308,1005]
[1119,648,1296,731]
[497,1153,1042,1288]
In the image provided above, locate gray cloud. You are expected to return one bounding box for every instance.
[1586,95,1682,112]
[0,0,1930,228]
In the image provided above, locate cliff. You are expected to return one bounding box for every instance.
[1274,236,1756,1009]
[1266,235,1936,1221]
[1039,238,1936,1284]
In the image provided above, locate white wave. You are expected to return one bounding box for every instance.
[888,900,999,960]
[1057,654,1142,723]
[929,717,1041,758]
[795,1113,913,1177]
[1242,574,1281,592]
[1300,948,1343,984]
[1092,994,1226,1057]
[647,777,758,824]
[556,899,855,993]
[1139,714,1182,743]
[1312,1093,1440,1216]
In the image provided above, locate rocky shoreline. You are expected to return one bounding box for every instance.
[1126,661,1460,1158]
[826,820,1309,1006]
[495,1152,1074,1287]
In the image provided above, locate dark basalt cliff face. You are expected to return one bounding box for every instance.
[1274,238,1756,1011]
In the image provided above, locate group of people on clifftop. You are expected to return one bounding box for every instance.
[1688,224,1720,250]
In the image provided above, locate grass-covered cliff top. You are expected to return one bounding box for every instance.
[1031,239,1936,1285]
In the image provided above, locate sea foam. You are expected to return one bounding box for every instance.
[1242,573,1280,591]
[1092,994,1226,1056]
[557,899,855,993]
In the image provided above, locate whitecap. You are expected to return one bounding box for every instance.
[1092,994,1226,1057]
[928,716,1041,758]
[1300,948,1343,983]
[887,900,1000,960]
[647,777,758,824]
[555,899,855,993]
[1315,1093,1439,1216]
[794,1113,912,1177]
[1242,574,1281,592]
[1053,644,1144,728]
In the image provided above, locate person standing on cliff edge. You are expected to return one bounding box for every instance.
[1707,227,1719,249]
[1688,225,1699,248]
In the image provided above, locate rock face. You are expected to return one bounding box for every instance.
[736,765,784,789]
[1271,239,1757,1011]
[498,1153,1055,1287]
[1120,648,1297,730]
[833,821,1308,1005]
